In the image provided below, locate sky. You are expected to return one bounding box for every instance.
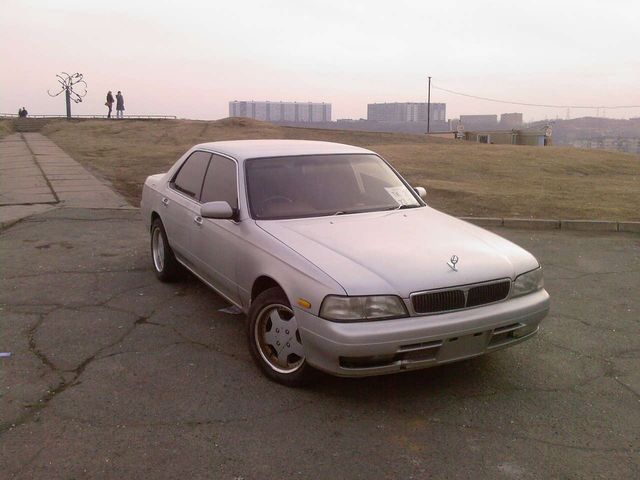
[1,0,639,122]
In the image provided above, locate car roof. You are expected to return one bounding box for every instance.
[193,139,375,161]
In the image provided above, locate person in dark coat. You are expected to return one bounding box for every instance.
[115,91,125,119]
[106,91,114,118]
[18,107,28,118]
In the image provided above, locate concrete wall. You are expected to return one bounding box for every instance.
[464,130,549,146]
[464,131,515,144]
[516,134,548,146]
[488,132,515,144]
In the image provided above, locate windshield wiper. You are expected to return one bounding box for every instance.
[332,205,419,216]
[382,204,420,211]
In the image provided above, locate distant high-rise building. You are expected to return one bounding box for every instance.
[500,112,524,129]
[367,102,446,123]
[229,101,331,123]
[459,114,498,130]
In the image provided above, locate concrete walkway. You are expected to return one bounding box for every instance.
[0,132,130,227]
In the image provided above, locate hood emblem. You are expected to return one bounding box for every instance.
[447,255,459,272]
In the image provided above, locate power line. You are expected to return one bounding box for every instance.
[432,85,640,109]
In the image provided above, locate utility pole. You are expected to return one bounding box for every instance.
[427,76,432,133]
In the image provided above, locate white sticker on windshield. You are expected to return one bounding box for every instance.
[385,186,416,206]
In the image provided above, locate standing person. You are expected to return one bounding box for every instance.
[19,107,28,118]
[115,91,125,119]
[106,91,114,118]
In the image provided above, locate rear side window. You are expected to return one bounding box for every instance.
[172,151,211,199]
[201,154,238,208]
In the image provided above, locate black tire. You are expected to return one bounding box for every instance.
[248,287,316,387]
[150,217,181,282]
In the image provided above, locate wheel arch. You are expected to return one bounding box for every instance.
[150,211,161,231]
[251,275,283,303]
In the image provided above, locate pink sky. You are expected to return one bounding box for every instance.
[2,0,639,121]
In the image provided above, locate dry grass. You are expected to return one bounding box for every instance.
[0,119,13,138]
[41,118,640,220]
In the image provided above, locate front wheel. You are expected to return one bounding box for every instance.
[150,218,181,282]
[248,287,316,386]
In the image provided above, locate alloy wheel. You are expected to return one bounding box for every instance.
[254,303,305,374]
[152,227,165,272]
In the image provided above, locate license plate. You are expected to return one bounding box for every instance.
[437,331,489,362]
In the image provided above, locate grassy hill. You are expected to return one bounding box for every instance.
[0,119,13,138]
[41,118,640,221]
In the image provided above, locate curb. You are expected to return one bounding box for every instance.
[460,217,640,233]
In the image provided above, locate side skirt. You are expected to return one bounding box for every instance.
[175,257,247,313]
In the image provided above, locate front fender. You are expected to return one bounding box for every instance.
[236,221,346,316]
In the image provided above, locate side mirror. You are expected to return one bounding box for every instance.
[200,201,234,219]
[414,187,427,199]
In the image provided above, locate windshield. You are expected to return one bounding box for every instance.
[245,154,422,220]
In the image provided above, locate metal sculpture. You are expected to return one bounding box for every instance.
[47,72,87,119]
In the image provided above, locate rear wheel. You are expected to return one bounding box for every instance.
[248,287,316,386]
[150,218,181,282]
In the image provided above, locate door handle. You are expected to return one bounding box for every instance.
[194,216,203,226]
[161,197,169,207]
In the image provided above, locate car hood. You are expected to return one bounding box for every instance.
[257,207,539,297]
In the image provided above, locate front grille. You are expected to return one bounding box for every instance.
[412,280,510,314]
[467,281,511,307]
[412,289,465,314]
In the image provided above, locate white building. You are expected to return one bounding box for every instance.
[229,101,331,123]
[367,102,447,123]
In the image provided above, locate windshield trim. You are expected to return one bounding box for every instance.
[244,152,425,221]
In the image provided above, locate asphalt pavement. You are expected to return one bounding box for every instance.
[0,133,638,479]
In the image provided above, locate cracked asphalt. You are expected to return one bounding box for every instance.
[1,207,639,479]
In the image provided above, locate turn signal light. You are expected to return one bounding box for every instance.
[297,298,312,309]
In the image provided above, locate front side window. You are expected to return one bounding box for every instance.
[172,151,211,199]
[201,154,238,208]
[245,154,421,220]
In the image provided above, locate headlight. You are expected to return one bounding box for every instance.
[511,268,544,298]
[319,295,408,322]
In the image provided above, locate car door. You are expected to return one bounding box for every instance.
[163,150,212,268]
[190,153,242,304]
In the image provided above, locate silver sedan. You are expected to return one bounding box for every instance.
[141,140,550,386]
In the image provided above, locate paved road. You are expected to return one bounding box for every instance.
[1,206,638,479]
[0,133,638,478]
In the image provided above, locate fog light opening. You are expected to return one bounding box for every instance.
[511,324,538,339]
[339,354,396,369]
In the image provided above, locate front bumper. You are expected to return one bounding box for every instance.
[296,289,550,377]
